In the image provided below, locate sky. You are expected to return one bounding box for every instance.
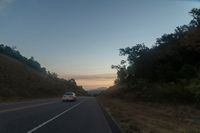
[0,0,199,89]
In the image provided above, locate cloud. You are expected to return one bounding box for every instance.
[59,73,116,89]
[0,0,15,12]
[61,73,116,81]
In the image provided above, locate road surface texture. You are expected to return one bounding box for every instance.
[0,97,112,133]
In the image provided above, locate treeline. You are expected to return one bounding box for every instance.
[0,44,67,79]
[112,8,200,103]
[0,44,47,74]
[0,45,87,101]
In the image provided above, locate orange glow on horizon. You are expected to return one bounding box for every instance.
[76,79,114,90]
[59,73,116,90]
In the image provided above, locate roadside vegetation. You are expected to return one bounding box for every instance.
[0,46,87,102]
[110,8,200,104]
[99,8,200,133]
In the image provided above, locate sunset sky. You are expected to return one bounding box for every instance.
[0,0,199,89]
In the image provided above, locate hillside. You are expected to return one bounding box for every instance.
[0,53,87,101]
[108,8,200,103]
[88,87,107,96]
[99,8,200,133]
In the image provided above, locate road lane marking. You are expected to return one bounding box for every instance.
[0,101,58,113]
[26,100,86,133]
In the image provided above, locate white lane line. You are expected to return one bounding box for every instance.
[0,101,58,113]
[26,100,86,133]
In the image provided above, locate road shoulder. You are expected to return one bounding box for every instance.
[97,97,123,133]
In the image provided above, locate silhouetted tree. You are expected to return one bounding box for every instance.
[112,8,200,103]
[190,8,200,27]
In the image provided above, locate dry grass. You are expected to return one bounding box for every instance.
[98,96,200,133]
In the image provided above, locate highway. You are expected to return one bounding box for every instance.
[0,97,112,133]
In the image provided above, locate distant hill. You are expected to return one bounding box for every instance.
[88,87,107,96]
[0,52,87,101]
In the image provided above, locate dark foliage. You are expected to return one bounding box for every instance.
[112,8,200,103]
[0,44,46,74]
[0,48,87,101]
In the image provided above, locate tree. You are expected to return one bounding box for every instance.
[119,44,149,65]
[174,25,189,39]
[190,8,200,27]
[111,65,127,84]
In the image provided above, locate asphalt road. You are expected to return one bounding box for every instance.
[0,97,112,133]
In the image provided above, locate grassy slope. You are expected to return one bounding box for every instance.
[0,54,86,101]
[99,95,200,133]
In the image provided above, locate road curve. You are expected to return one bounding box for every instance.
[0,97,112,133]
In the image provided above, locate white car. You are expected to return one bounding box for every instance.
[62,92,77,102]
